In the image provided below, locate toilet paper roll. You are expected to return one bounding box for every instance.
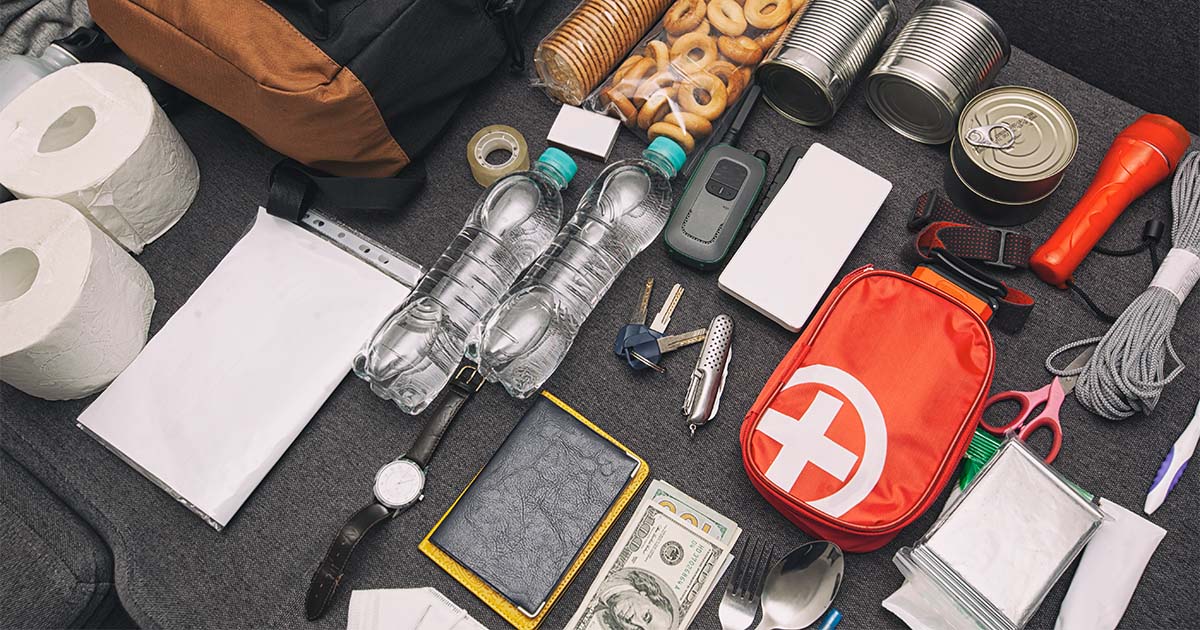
[0,63,198,254]
[0,198,155,400]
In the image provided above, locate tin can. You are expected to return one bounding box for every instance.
[757,0,898,126]
[866,0,1009,144]
[949,86,1078,225]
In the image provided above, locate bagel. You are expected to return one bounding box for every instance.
[671,32,719,71]
[614,56,657,97]
[744,0,789,29]
[668,19,710,45]
[707,0,748,36]
[612,54,645,84]
[637,90,676,130]
[648,121,696,152]
[717,35,764,65]
[789,0,810,13]
[678,72,728,120]
[645,40,672,72]
[663,0,705,35]
[665,111,714,139]
[755,24,787,50]
[706,60,746,102]
[603,88,638,126]
[633,70,678,105]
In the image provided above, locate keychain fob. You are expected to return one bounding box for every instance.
[664,146,768,269]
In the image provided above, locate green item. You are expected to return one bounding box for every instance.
[958,431,1094,501]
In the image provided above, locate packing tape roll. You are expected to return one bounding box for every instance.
[467,125,529,186]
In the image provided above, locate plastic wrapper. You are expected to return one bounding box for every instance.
[583,0,808,154]
[534,0,675,106]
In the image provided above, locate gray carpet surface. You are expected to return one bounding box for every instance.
[2,1,1199,629]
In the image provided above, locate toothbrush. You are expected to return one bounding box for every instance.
[1145,400,1200,515]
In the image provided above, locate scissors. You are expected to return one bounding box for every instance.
[980,346,1095,464]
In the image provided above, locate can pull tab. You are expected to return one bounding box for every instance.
[965,122,1016,149]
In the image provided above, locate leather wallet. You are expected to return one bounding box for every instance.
[420,392,647,630]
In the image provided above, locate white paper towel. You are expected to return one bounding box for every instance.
[0,63,198,254]
[0,198,154,400]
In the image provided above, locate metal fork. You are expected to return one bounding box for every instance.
[718,537,773,630]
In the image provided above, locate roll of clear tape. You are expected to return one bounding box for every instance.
[467,125,529,187]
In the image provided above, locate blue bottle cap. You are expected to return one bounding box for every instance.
[536,147,578,185]
[645,137,688,175]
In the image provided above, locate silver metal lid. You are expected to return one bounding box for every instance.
[957,86,1078,182]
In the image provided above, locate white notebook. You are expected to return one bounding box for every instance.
[719,144,892,331]
[78,209,415,530]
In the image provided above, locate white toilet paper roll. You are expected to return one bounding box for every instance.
[0,63,198,254]
[0,198,155,400]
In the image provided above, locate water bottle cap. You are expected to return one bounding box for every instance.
[537,148,578,185]
[645,137,687,174]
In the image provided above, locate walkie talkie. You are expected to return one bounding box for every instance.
[663,85,769,270]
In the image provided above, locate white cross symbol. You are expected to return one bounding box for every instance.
[757,391,859,492]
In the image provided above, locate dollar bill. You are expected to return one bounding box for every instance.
[644,479,742,547]
[566,493,734,630]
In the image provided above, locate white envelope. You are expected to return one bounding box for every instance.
[78,208,414,529]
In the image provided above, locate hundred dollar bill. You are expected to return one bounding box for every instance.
[565,501,729,630]
[645,479,741,546]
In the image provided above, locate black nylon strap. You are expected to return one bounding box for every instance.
[266,159,426,223]
[304,502,392,621]
[909,190,1033,270]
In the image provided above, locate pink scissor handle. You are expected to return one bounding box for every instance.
[981,384,1050,434]
[1017,416,1063,463]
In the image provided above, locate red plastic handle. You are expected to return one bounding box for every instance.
[1030,114,1191,288]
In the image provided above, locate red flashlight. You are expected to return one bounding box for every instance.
[1030,114,1191,288]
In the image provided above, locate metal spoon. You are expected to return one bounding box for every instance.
[753,541,844,630]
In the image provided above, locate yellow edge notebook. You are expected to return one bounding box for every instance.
[419,391,648,630]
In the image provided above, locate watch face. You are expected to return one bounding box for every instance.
[373,459,425,509]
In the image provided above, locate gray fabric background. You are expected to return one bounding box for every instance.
[0,0,90,57]
[2,0,1199,628]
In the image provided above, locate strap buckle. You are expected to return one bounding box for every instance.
[452,362,486,393]
[987,227,1019,270]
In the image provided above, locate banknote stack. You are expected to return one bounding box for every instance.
[566,480,742,630]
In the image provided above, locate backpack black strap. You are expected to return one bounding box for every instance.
[266,159,427,222]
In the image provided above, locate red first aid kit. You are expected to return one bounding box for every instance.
[740,265,995,552]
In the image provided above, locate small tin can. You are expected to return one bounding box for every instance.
[949,86,1078,225]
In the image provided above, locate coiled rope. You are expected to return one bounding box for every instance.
[1048,150,1200,420]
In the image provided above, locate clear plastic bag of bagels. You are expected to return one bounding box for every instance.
[582,0,806,155]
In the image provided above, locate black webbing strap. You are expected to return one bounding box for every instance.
[266,159,427,222]
[927,249,1035,334]
[908,190,1033,270]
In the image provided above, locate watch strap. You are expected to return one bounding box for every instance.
[407,363,485,469]
[304,502,392,620]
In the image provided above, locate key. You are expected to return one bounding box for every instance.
[625,328,707,372]
[613,278,655,357]
[649,283,684,334]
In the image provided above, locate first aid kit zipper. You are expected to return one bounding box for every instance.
[742,267,993,536]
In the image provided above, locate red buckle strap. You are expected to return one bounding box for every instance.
[909,191,1032,270]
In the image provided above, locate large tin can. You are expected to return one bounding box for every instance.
[866,0,1009,144]
[757,0,898,126]
[949,86,1078,225]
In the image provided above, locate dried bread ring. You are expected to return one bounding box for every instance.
[671,32,719,71]
[755,24,787,50]
[637,89,676,130]
[633,70,678,105]
[665,110,714,138]
[663,0,705,35]
[614,56,657,97]
[717,35,764,65]
[789,0,810,14]
[648,121,696,152]
[603,88,638,126]
[706,61,746,102]
[678,72,728,120]
[707,0,748,36]
[669,19,709,45]
[645,40,672,72]
[744,0,790,29]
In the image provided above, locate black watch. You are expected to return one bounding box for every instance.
[304,363,485,621]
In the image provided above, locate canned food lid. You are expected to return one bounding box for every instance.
[758,60,837,126]
[957,86,1078,182]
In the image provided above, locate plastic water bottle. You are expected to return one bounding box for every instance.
[477,137,687,398]
[354,148,577,414]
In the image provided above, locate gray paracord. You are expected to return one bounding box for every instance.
[1047,151,1200,420]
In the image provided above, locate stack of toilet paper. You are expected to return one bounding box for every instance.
[0,198,155,400]
[0,62,198,254]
